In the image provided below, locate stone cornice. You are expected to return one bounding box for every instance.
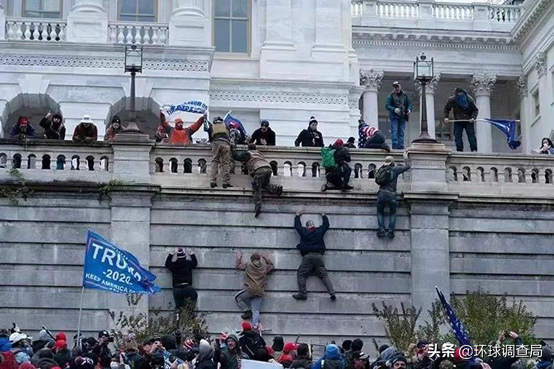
[359,69,384,92]
[511,0,553,42]
[209,90,349,105]
[0,54,209,71]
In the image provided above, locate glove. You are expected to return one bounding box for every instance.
[394,108,401,115]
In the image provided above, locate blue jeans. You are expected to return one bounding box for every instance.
[235,289,263,326]
[390,117,406,150]
[377,190,397,231]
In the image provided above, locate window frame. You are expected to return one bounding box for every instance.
[118,0,158,23]
[532,89,540,119]
[23,0,62,19]
[213,0,251,55]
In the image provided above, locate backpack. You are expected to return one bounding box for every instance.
[321,147,337,170]
[242,335,265,359]
[375,165,393,186]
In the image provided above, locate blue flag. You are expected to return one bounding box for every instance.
[483,118,521,150]
[161,101,208,120]
[436,287,473,348]
[82,231,161,294]
[224,112,248,137]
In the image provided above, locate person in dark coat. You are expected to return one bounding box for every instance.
[40,112,66,140]
[487,331,522,369]
[290,343,312,369]
[375,154,411,239]
[104,116,123,141]
[10,117,36,140]
[36,350,58,369]
[358,120,390,151]
[312,344,345,369]
[411,341,433,369]
[238,322,266,359]
[443,87,479,152]
[295,117,324,147]
[272,337,285,362]
[165,248,198,311]
[195,340,216,369]
[345,137,356,149]
[72,116,98,142]
[31,331,54,354]
[292,211,336,300]
[214,335,249,369]
[249,120,276,146]
[385,81,413,150]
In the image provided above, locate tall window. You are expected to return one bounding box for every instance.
[24,0,61,18]
[119,0,156,22]
[533,90,540,118]
[214,0,249,53]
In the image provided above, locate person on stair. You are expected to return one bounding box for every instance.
[293,211,336,301]
[234,252,274,330]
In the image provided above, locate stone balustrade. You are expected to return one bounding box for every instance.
[2,139,554,196]
[5,18,66,42]
[108,22,169,45]
[351,0,523,31]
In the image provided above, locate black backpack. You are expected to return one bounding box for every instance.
[375,165,393,186]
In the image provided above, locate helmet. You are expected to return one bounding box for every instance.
[9,332,28,344]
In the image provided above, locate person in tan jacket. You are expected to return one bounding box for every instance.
[232,143,283,217]
[234,252,274,329]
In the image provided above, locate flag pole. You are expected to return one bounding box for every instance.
[76,286,85,346]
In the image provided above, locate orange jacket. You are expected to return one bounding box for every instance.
[167,116,205,145]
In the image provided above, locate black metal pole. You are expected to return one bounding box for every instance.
[412,78,437,143]
[130,70,136,121]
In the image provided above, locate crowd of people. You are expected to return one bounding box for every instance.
[2,324,550,369]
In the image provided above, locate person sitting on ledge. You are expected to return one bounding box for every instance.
[72,115,98,143]
[40,111,65,140]
[104,116,123,141]
[10,116,36,140]
[358,119,390,152]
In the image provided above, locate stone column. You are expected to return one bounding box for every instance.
[263,0,294,48]
[169,0,209,46]
[349,86,365,140]
[66,0,108,43]
[415,74,440,139]
[405,143,454,321]
[312,0,347,60]
[111,134,155,184]
[360,69,384,128]
[517,75,530,153]
[471,73,496,153]
[0,2,5,40]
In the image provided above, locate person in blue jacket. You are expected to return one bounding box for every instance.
[312,344,346,369]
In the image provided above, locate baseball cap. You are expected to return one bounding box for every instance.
[260,120,270,127]
[392,81,400,86]
[98,331,110,339]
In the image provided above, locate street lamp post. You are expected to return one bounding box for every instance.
[412,53,437,144]
[122,44,143,133]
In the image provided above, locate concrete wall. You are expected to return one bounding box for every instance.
[2,141,554,347]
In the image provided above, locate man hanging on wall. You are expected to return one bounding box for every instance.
[292,211,336,301]
[165,247,198,314]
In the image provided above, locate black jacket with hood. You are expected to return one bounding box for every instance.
[295,126,324,147]
[295,215,330,256]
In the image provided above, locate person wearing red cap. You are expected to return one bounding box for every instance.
[238,322,266,360]
[235,252,274,327]
[324,139,353,191]
[10,117,36,140]
[278,343,298,366]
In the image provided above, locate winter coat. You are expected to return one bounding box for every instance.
[232,149,271,175]
[104,126,123,141]
[215,335,249,369]
[331,145,351,166]
[238,256,274,296]
[40,116,66,140]
[0,352,17,369]
[31,340,51,354]
[295,215,329,256]
[10,123,36,139]
[487,337,523,369]
[295,128,324,147]
[72,123,98,142]
[37,357,59,369]
[290,358,313,369]
[250,128,276,146]
[312,345,345,369]
[385,91,413,121]
[164,116,205,145]
[358,123,378,148]
[165,254,198,287]
[195,360,217,369]
[239,331,266,359]
[443,91,478,121]
[377,164,411,193]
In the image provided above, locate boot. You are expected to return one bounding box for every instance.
[330,294,337,301]
[255,207,263,218]
[222,183,233,188]
[387,230,395,239]
[377,228,386,238]
[210,182,217,188]
[292,293,307,300]
[241,310,252,320]
[277,186,283,197]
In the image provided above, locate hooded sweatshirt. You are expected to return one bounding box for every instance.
[238,254,274,296]
[216,335,248,369]
[443,88,479,121]
[313,345,344,369]
[195,340,216,369]
[10,118,36,139]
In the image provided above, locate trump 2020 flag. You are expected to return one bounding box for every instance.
[161,101,208,121]
[436,287,474,350]
[82,231,161,294]
[483,118,521,150]
[224,112,248,137]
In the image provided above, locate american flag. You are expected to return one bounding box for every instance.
[436,287,472,347]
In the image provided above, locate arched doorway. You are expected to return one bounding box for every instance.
[1,94,61,138]
[107,96,161,139]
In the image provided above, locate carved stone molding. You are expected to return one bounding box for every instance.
[414,74,441,94]
[534,52,547,77]
[359,69,384,92]
[209,91,349,105]
[471,73,497,96]
[0,55,209,71]
[516,75,528,100]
